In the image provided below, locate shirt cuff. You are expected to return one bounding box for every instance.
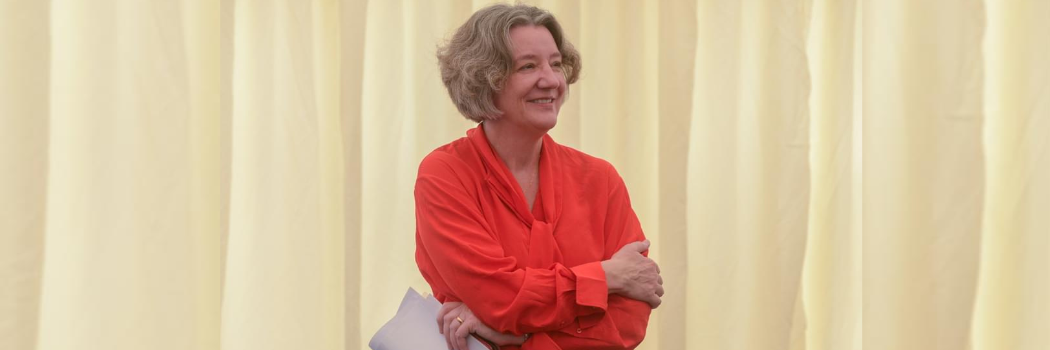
[570,261,609,312]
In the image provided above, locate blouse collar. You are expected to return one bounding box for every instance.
[467,124,561,226]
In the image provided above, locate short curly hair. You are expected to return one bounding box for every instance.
[437,3,581,122]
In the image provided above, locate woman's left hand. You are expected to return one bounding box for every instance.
[437,301,525,349]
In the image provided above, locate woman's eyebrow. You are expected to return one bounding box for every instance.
[514,53,562,61]
[514,54,538,61]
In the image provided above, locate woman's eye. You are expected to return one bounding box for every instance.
[552,62,563,69]
[519,64,535,71]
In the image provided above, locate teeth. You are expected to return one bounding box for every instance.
[531,99,553,103]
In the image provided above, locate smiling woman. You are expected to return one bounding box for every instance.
[493,25,565,141]
[415,3,663,350]
[435,3,580,124]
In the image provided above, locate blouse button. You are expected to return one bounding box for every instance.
[576,328,583,334]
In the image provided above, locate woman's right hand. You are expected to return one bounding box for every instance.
[601,240,664,308]
[438,301,525,350]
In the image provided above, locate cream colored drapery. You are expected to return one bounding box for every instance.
[1,0,1047,350]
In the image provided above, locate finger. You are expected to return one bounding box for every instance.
[437,303,451,329]
[455,320,471,350]
[444,313,459,350]
[618,241,648,255]
[444,323,452,350]
[458,333,469,350]
[443,321,452,350]
[437,302,459,330]
[447,318,460,350]
[442,312,458,336]
[650,294,662,309]
[650,259,661,274]
[657,275,664,285]
[631,240,651,253]
[656,284,665,297]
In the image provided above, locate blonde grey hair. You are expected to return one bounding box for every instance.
[437,3,581,122]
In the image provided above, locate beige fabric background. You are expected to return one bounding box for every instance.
[1,0,1047,350]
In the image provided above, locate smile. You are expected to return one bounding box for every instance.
[528,98,554,103]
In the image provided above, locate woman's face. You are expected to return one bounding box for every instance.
[493,25,566,133]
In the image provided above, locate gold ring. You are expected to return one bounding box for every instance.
[456,317,464,323]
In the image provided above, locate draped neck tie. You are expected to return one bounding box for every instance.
[468,125,563,268]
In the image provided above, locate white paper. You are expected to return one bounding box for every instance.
[369,287,489,350]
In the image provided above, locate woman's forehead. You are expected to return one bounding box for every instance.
[509,26,558,59]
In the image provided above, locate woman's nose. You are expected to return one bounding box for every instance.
[536,64,559,88]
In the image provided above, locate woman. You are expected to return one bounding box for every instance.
[415,4,664,350]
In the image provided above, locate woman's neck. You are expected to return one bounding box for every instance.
[482,120,543,173]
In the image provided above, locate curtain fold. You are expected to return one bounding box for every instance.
[341,0,366,347]
[221,1,344,349]
[861,1,986,349]
[687,1,812,348]
[31,1,220,349]
[1,1,1047,350]
[972,1,1050,349]
[653,1,697,348]
[0,1,49,349]
[802,0,860,349]
[357,0,474,344]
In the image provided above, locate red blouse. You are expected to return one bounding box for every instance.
[415,125,651,350]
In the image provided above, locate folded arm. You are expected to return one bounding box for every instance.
[416,157,609,334]
[415,157,661,349]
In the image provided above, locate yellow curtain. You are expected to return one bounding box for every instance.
[1,1,1047,350]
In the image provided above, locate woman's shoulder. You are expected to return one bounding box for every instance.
[549,141,616,173]
[417,136,483,182]
[549,144,634,202]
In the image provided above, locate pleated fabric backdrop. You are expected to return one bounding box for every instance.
[1,1,1047,350]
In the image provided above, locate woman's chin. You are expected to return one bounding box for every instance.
[532,118,557,133]
[526,113,559,132]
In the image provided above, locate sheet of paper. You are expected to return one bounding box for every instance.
[369,287,489,350]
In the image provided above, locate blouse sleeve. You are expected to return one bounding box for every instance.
[522,164,652,350]
[414,155,608,335]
